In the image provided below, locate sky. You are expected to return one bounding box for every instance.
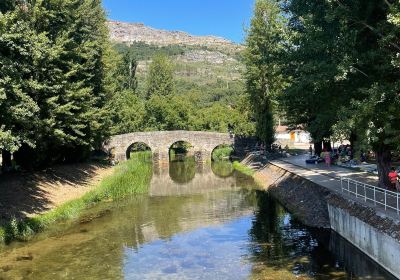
[102,0,255,43]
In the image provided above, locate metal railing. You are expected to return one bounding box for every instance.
[340,177,400,215]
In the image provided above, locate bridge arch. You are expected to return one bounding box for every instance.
[169,140,195,161]
[104,131,235,164]
[126,142,152,160]
[210,144,233,162]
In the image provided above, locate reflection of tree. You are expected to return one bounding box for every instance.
[211,161,233,178]
[248,192,285,260]
[169,158,196,184]
[247,192,356,279]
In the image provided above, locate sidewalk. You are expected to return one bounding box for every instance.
[278,154,379,186]
[268,154,400,219]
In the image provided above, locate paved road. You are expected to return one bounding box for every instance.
[280,154,379,186]
[269,154,400,219]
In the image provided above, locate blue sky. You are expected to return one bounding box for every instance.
[102,0,255,43]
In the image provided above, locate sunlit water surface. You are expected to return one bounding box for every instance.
[0,159,395,280]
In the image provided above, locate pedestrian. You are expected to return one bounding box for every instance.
[324,149,331,167]
[309,145,313,156]
[388,167,400,191]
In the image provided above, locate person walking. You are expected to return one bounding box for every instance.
[388,168,399,191]
[309,145,313,156]
[324,149,331,167]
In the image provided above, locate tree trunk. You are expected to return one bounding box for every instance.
[323,141,332,152]
[376,147,391,189]
[349,131,357,150]
[1,150,12,172]
[314,141,322,157]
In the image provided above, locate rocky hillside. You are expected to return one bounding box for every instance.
[108,20,243,53]
[108,20,246,101]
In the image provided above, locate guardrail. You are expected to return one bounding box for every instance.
[340,177,400,215]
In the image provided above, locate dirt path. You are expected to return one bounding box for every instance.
[0,162,114,221]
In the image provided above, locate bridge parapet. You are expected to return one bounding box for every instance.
[104,130,235,163]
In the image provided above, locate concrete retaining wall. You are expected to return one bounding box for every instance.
[244,156,400,278]
[328,204,400,278]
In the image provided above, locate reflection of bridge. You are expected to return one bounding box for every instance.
[150,164,237,196]
[104,131,235,163]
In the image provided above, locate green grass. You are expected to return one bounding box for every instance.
[232,161,255,176]
[0,152,152,245]
[212,146,234,161]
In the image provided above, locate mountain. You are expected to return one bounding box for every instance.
[108,20,246,107]
[107,20,243,53]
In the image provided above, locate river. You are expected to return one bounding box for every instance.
[0,158,395,279]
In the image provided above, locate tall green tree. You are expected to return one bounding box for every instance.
[279,0,400,186]
[146,53,174,99]
[244,0,288,146]
[330,0,400,187]
[0,4,42,169]
[279,0,349,155]
[1,0,113,168]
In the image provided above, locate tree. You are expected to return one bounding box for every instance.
[1,0,113,168]
[279,0,352,155]
[244,0,288,146]
[330,0,400,187]
[0,5,42,169]
[279,0,400,186]
[146,53,175,99]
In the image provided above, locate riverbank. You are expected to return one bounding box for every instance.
[0,162,114,221]
[0,153,152,244]
[239,153,400,278]
[235,155,332,228]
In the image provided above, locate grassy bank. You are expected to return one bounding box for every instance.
[232,161,255,176]
[0,152,152,245]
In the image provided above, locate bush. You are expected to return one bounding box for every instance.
[212,146,234,161]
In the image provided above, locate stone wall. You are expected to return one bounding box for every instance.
[104,131,235,163]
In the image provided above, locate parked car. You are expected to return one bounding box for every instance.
[305,156,325,164]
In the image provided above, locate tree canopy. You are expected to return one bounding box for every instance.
[247,0,400,186]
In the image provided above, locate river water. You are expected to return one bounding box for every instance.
[0,159,395,279]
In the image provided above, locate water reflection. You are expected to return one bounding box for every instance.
[212,161,234,178]
[0,160,394,280]
[169,156,196,184]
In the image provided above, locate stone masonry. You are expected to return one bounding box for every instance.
[103,131,235,163]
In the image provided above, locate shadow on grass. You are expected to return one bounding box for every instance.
[0,162,107,222]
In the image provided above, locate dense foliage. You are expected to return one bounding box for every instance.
[110,43,255,135]
[244,0,288,146]
[248,0,400,186]
[0,2,255,170]
[0,0,112,169]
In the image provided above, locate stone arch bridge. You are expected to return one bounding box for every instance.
[104,131,239,163]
